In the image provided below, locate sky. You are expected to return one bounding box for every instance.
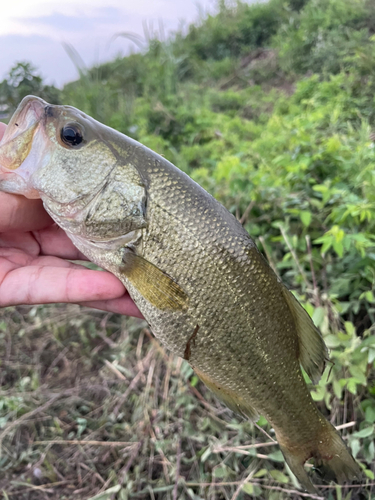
[0,0,221,88]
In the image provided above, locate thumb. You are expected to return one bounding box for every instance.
[0,123,6,141]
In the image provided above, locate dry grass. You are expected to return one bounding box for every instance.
[0,305,373,500]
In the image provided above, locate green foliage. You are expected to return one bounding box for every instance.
[0,62,61,117]
[183,0,285,60]
[276,0,375,75]
[1,0,375,497]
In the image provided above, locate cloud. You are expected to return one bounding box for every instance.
[95,6,126,21]
[0,34,80,86]
[15,7,127,33]
[23,13,96,32]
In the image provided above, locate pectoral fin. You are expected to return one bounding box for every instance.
[194,367,259,421]
[120,250,188,311]
[282,287,328,383]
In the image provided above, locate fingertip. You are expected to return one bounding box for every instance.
[0,267,127,307]
[0,122,6,140]
[79,294,144,319]
[73,269,126,301]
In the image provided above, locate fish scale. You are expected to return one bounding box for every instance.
[0,95,362,493]
[134,162,325,432]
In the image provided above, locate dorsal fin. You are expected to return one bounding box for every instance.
[281,287,328,383]
[194,367,259,421]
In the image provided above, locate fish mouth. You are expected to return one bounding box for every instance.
[0,96,47,171]
[0,96,48,198]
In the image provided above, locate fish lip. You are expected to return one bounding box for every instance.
[0,96,47,172]
[0,96,50,198]
[3,96,47,141]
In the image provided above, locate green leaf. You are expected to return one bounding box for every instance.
[324,334,342,348]
[350,438,360,459]
[269,469,289,483]
[349,366,367,385]
[333,240,344,257]
[256,416,268,426]
[313,184,329,193]
[365,469,375,480]
[325,135,341,153]
[312,307,325,328]
[311,385,325,401]
[344,321,356,336]
[213,466,230,478]
[333,379,342,400]
[365,405,375,423]
[347,378,358,395]
[200,447,211,462]
[242,483,254,494]
[366,440,375,461]
[300,211,312,227]
[267,450,284,462]
[352,426,374,438]
[254,468,268,478]
[368,349,375,364]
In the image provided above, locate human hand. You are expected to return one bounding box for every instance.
[0,123,143,318]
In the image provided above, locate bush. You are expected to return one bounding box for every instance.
[276,0,375,75]
[184,0,285,60]
[0,62,61,117]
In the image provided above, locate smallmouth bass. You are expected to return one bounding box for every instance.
[0,96,361,492]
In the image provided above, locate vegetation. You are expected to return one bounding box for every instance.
[0,62,60,114]
[1,0,375,498]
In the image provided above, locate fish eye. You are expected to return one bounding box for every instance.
[61,123,84,147]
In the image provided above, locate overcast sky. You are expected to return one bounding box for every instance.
[0,0,223,88]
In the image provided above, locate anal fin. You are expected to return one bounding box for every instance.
[194,367,259,421]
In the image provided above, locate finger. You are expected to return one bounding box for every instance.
[79,294,144,319]
[0,231,40,256]
[0,192,53,232]
[0,122,6,140]
[0,248,86,269]
[0,225,88,261]
[33,225,88,260]
[0,265,126,307]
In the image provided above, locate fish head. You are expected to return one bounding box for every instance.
[0,96,147,246]
[0,95,118,202]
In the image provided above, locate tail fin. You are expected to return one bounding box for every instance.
[277,422,362,493]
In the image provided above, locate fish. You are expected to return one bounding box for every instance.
[0,95,362,493]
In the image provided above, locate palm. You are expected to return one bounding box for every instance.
[0,124,142,318]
